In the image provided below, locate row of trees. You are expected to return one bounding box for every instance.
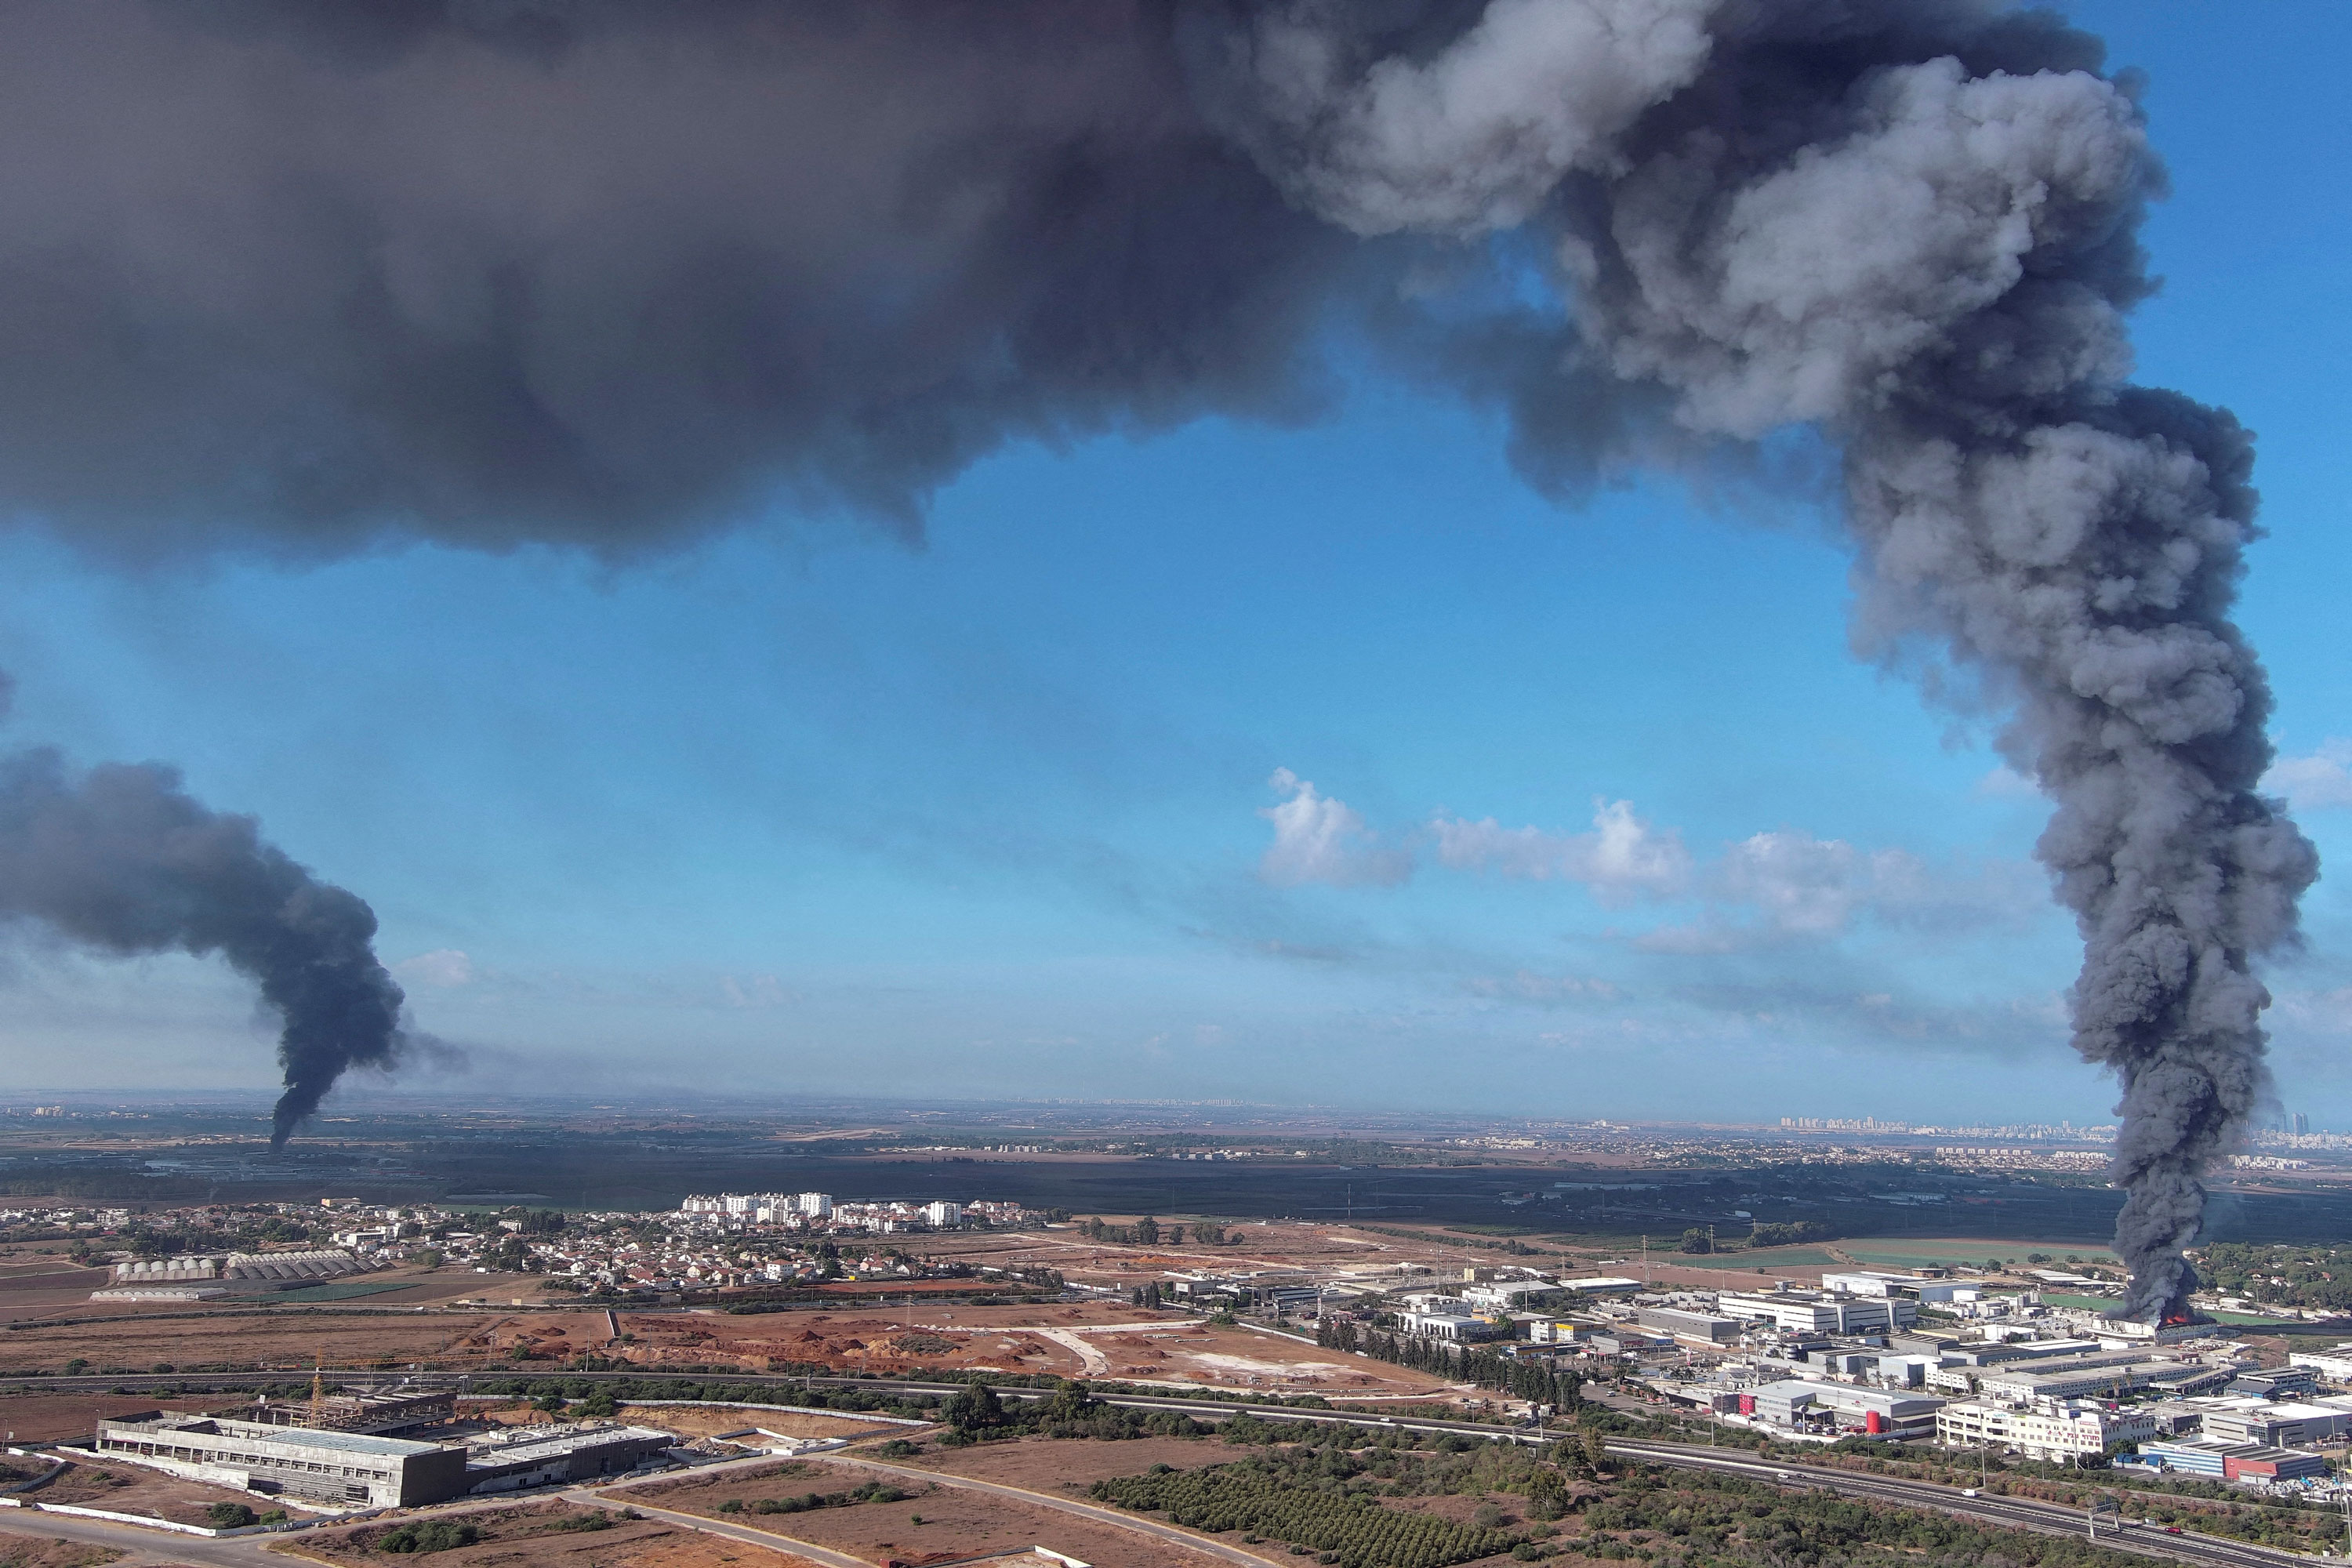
[1681,1219,1834,1254]
[1077,1215,1232,1247]
[1316,1317,1583,1411]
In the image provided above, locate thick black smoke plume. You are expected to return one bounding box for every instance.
[0,1,2314,1304]
[0,746,407,1148]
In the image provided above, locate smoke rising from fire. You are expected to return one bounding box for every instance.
[0,746,408,1148]
[0,0,2314,1295]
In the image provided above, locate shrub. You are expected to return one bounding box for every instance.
[376,1521,480,1554]
[205,1503,257,1529]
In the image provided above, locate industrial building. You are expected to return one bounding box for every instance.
[234,1388,456,1435]
[1637,1307,1740,1345]
[1738,1378,1943,1436]
[94,1415,467,1507]
[461,1425,678,1491]
[2198,1400,2348,1449]
[1975,1356,2227,1405]
[1401,1309,1493,1341]
[2287,1345,2352,1385]
[1935,1399,2158,1463]
[2137,1440,2332,1483]
[1717,1288,1918,1335]
[93,1414,678,1506]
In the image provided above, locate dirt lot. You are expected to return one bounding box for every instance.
[621,1457,1227,1567]
[898,1434,1228,1494]
[0,1397,216,1446]
[24,1457,279,1527]
[598,1301,1454,1398]
[278,1498,825,1568]
[0,1305,601,1377]
[0,1529,122,1568]
[0,1269,117,1327]
[612,1407,906,1443]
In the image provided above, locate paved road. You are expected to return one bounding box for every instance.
[823,1452,1283,1567]
[0,1507,274,1567]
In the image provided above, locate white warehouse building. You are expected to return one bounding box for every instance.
[1718,1290,1917,1335]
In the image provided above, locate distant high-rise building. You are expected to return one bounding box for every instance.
[2294,1113,2310,1136]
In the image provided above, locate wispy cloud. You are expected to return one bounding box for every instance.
[1640,829,2039,952]
[1258,768,1412,887]
[2266,739,2352,811]
[1430,799,1690,903]
[1255,772,2038,953]
[394,949,474,988]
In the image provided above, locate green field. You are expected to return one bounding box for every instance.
[1838,1237,2121,1271]
[1660,1247,1837,1270]
[270,1278,423,1303]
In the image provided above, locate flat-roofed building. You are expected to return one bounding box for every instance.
[2139,1439,2330,1483]
[1718,1290,1917,1336]
[1936,1399,2157,1462]
[1638,1307,1740,1345]
[1977,1357,2184,1405]
[1402,1311,1492,1341]
[2200,1400,2348,1448]
[462,1425,677,1491]
[1821,1272,1929,1299]
[2287,1346,2352,1385]
[95,1415,466,1507]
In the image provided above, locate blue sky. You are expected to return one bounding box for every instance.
[5,0,2350,1126]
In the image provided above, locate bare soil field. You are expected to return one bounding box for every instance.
[611,1408,903,1443]
[0,1306,608,1377]
[278,1499,826,1568]
[895,1434,1227,1493]
[601,1301,1451,1397]
[619,1459,1224,1568]
[0,1529,122,1568]
[0,1397,218,1445]
[0,1271,117,1327]
[24,1457,278,1526]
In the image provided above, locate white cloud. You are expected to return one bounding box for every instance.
[1258,768,1411,887]
[1973,765,2040,800]
[1640,829,2038,951]
[394,949,474,988]
[2265,739,2352,811]
[1429,798,1690,903]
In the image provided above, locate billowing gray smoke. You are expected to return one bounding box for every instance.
[0,740,408,1149]
[0,0,2313,1306]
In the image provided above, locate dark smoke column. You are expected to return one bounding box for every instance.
[1205,3,2319,1319]
[0,748,406,1146]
